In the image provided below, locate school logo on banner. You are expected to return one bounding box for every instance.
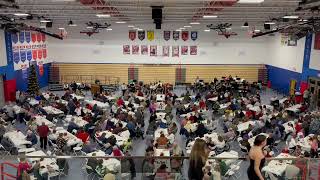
[31,32,37,43]
[173,31,179,41]
[27,50,32,61]
[20,49,26,62]
[12,33,18,44]
[164,31,170,41]
[191,31,198,41]
[147,31,154,41]
[138,31,145,41]
[37,33,42,42]
[129,30,136,41]
[25,32,31,43]
[19,32,25,43]
[182,31,189,41]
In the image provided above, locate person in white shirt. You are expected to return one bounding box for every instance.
[121,83,127,96]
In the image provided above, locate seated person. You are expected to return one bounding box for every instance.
[82,141,97,154]
[157,133,169,146]
[67,118,79,133]
[195,123,208,138]
[112,123,124,134]
[26,130,38,147]
[95,159,107,177]
[76,129,90,144]
[56,133,67,151]
[215,136,226,149]
[86,153,98,174]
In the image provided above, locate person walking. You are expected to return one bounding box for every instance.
[37,122,50,150]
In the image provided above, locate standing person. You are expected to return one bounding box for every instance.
[37,122,50,150]
[247,135,267,180]
[188,139,209,180]
[303,89,310,104]
[121,83,127,96]
[0,122,6,143]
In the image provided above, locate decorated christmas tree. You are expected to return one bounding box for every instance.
[27,64,39,94]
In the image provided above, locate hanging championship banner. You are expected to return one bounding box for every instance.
[147,31,154,41]
[181,46,188,55]
[13,50,20,64]
[164,31,170,41]
[132,45,139,55]
[25,31,31,43]
[123,45,130,54]
[150,45,157,56]
[31,32,37,43]
[42,49,47,59]
[12,33,18,44]
[163,46,169,57]
[315,33,320,50]
[182,31,189,41]
[36,33,42,42]
[138,31,145,41]
[39,64,44,76]
[32,48,37,60]
[20,49,26,62]
[19,32,25,43]
[172,46,179,57]
[173,31,179,41]
[129,30,136,41]
[27,50,32,61]
[38,49,43,59]
[190,46,197,55]
[22,67,28,80]
[191,31,198,41]
[41,33,46,42]
[141,45,148,55]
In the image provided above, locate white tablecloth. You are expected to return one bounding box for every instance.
[237,121,255,132]
[26,150,59,176]
[208,97,218,102]
[42,106,64,115]
[248,133,269,147]
[65,115,88,128]
[154,149,171,172]
[87,150,121,172]
[285,104,302,113]
[262,153,296,176]
[29,99,39,106]
[4,131,31,149]
[34,116,55,128]
[109,118,127,127]
[50,129,82,147]
[156,112,166,120]
[215,151,239,166]
[96,130,130,146]
[71,94,84,100]
[156,94,165,102]
[12,105,24,114]
[84,100,109,109]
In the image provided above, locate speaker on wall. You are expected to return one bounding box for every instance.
[152,8,162,20]
[46,22,53,28]
[264,24,271,30]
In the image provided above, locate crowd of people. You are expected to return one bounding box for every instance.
[0,75,318,180]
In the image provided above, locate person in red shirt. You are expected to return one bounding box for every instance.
[199,100,206,109]
[37,122,50,150]
[17,157,31,179]
[76,129,90,143]
[117,98,124,107]
[295,120,303,133]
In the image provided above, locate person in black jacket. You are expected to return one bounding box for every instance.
[195,123,208,138]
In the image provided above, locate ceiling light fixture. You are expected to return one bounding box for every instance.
[264,22,275,25]
[283,15,299,19]
[241,22,249,28]
[106,28,112,31]
[176,29,182,31]
[14,13,29,16]
[40,19,51,23]
[96,14,110,18]
[138,29,144,31]
[190,22,200,25]
[58,27,65,30]
[86,26,94,29]
[179,27,186,30]
[238,0,264,3]
[203,15,218,18]
[254,29,261,32]
[184,25,192,28]
[115,21,126,24]
[204,29,210,32]
[128,25,135,28]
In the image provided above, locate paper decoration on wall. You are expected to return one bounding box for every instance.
[280,34,288,46]
[164,31,170,41]
[141,45,148,55]
[150,45,157,56]
[182,31,189,41]
[123,45,130,54]
[172,46,179,57]
[129,30,136,41]
[138,31,145,41]
[314,33,320,50]
[11,31,49,70]
[181,46,188,55]
[132,45,139,55]
[173,31,179,40]
[147,31,154,41]
[162,46,169,56]
[191,31,198,41]
[190,46,197,55]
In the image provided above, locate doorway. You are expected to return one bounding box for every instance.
[308,77,320,107]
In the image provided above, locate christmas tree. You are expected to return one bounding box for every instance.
[27,64,39,94]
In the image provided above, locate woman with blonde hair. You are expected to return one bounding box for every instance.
[188,138,209,180]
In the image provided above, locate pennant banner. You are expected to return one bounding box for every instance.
[12,33,18,44]
[39,64,44,76]
[138,31,145,41]
[172,46,179,57]
[163,46,169,57]
[181,46,188,55]
[129,30,136,41]
[147,31,154,41]
[26,50,32,61]
[132,45,139,55]
[19,32,25,43]
[41,33,46,42]
[173,31,179,41]
[13,51,20,64]
[32,49,37,60]
[182,31,189,41]
[190,46,197,55]
[150,45,157,56]
[31,32,37,43]
[38,49,43,59]
[141,45,148,55]
[20,49,26,62]
[42,49,47,59]
[315,33,320,50]
[123,45,130,54]
[25,32,31,43]
[36,33,42,42]
[22,67,28,80]
[191,31,198,41]
[164,31,170,41]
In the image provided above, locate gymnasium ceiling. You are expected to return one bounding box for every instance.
[0,0,318,31]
